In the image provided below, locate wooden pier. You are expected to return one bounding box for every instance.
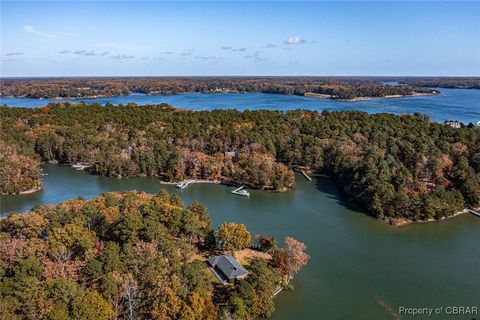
[176,180,192,190]
[231,186,250,197]
[72,163,90,171]
[455,208,480,218]
[273,286,283,296]
[466,209,480,217]
[301,170,312,181]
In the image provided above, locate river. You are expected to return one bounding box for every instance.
[1,88,480,124]
[1,164,479,319]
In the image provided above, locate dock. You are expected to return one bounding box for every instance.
[176,180,192,190]
[301,170,312,181]
[273,286,283,296]
[72,163,90,171]
[466,209,480,217]
[231,186,250,197]
[455,208,480,218]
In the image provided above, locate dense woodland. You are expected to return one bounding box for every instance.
[400,77,480,89]
[0,77,436,100]
[0,190,309,319]
[1,103,479,222]
[0,141,42,194]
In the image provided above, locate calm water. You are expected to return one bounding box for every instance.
[1,88,480,124]
[1,164,479,319]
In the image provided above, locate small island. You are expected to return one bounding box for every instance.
[0,190,309,319]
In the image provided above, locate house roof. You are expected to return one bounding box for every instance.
[208,255,248,279]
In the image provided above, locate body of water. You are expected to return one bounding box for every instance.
[1,88,480,124]
[1,164,479,319]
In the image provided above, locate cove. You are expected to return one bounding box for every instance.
[1,164,479,319]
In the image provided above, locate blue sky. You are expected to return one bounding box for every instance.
[1,1,479,76]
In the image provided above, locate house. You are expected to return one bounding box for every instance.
[444,120,462,129]
[224,151,236,158]
[207,255,248,283]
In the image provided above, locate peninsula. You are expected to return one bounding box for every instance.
[0,190,309,319]
[1,103,479,224]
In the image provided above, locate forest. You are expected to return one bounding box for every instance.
[0,77,436,100]
[0,140,42,194]
[1,103,479,223]
[400,77,480,89]
[0,190,309,319]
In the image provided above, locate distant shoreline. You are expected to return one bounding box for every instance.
[384,208,474,227]
[304,91,438,101]
[1,186,41,196]
[2,90,440,102]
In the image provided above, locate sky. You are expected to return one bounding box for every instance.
[1,1,479,77]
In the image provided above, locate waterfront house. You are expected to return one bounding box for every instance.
[444,120,462,128]
[207,255,248,283]
[225,151,236,158]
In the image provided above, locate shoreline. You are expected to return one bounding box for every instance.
[159,179,222,186]
[1,186,41,196]
[338,91,438,102]
[19,187,41,194]
[384,208,472,227]
[4,167,478,228]
[3,90,440,102]
[304,91,438,101]
[63,163,285,192]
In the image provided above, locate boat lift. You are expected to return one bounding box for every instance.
[231,186,250,197]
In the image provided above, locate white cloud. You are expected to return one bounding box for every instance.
[69,49,97,56]
[23,25,64,39]
[108,54,135,60]
[243,51,266,62]
[283,36,306,45]
[195,55,217,60]
[220,46,247,52]
[58,49,109,57]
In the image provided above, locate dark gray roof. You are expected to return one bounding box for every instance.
[208,255,248,279]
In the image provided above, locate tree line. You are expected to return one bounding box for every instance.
[1,103,479,222]
[400,77,480,89]
[0,140,42,194]
[0,77,436,100]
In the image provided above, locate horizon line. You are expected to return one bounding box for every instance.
[1,75,480,79]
